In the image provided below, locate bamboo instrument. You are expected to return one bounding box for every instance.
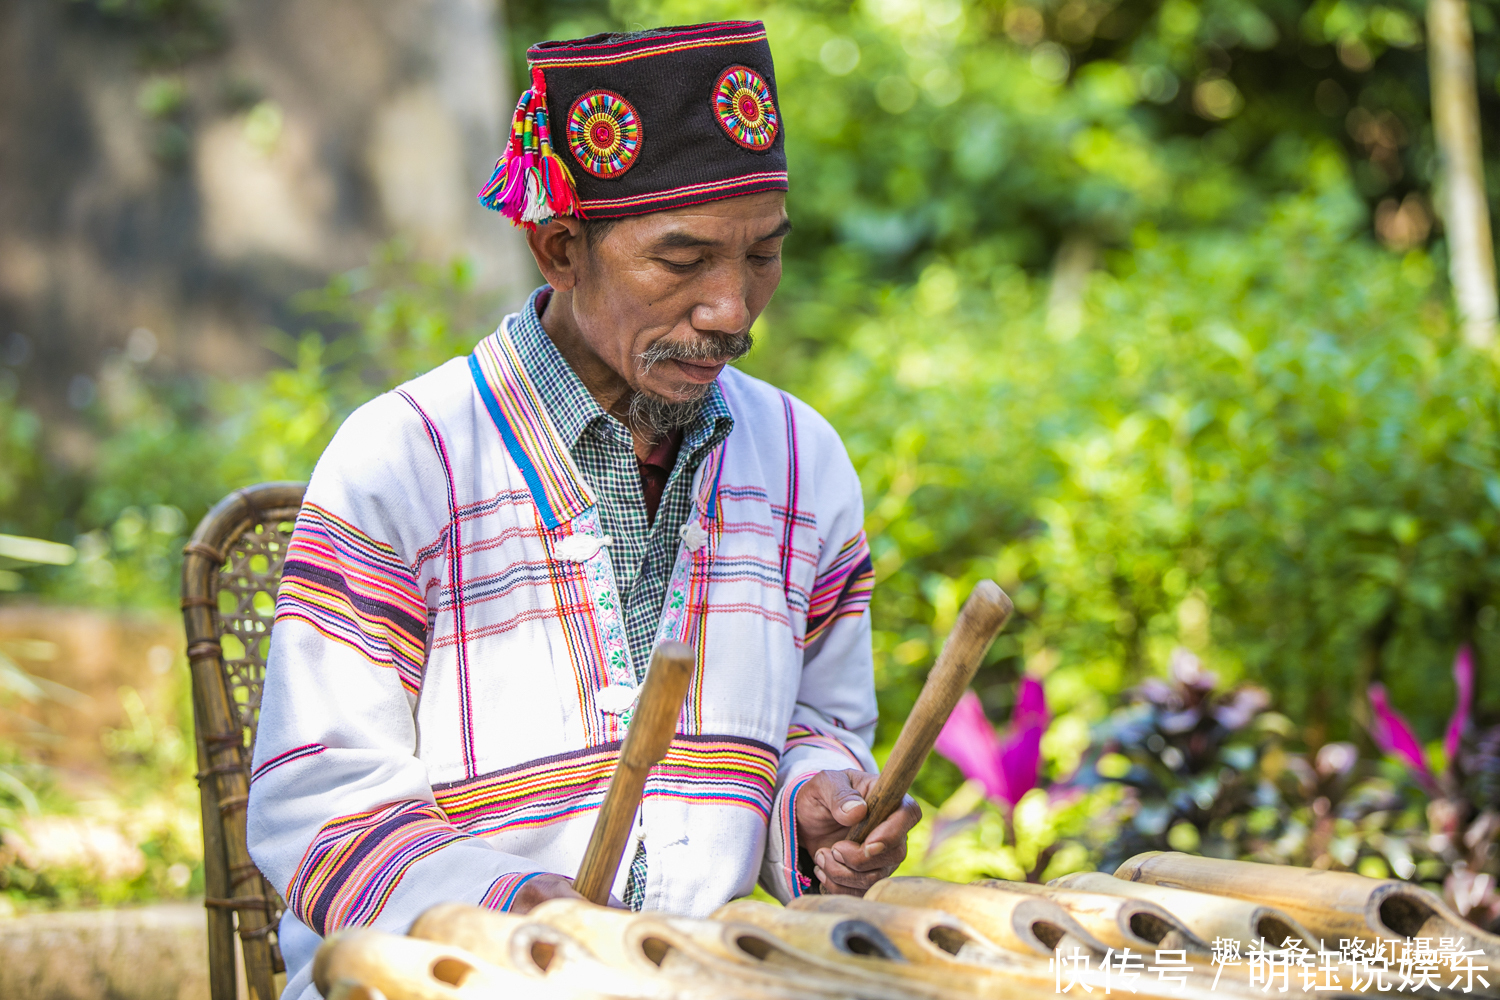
[575,642,696,904]
[525,898,934,1000]
[713,900,1071,1000]
[1116,851,1500,956]
[866,877,1111,958]
[848,581,1014,844]
[1051,871,1319,951]
[411,903,694,1000]
[714,899,906,963]
[966,879,1206,954]
[788,895,1267,1000]
[314,928,602,1000]
[789,893,1039,966]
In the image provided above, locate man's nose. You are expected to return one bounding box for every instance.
[690,265,752,336]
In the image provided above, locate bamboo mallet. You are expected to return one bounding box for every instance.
[574,640,695,904]
[847,580,1013,844]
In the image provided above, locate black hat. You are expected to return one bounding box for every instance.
[479,21,787,226]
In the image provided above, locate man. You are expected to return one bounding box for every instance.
[248,20,921,999]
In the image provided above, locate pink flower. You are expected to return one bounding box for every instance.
[1368,682,1438,794]
[1444,645,1474,762]
[936,678,1050,808]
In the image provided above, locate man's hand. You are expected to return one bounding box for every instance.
[508,873,625,913]
[794,769,922,896]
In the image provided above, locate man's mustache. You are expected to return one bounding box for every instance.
[638,332,754,373]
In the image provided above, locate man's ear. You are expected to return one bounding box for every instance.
[526,217,586,292]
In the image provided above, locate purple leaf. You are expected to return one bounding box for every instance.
[935,690,1008,802]
[1445,645,1474,762]
[997,724,1045,806]
[1368,682,1437,793]
[996,677,1050,806]
[936,678,1051,808]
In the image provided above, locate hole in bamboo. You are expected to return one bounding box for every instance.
[736,935,772,960]
[1379,895,1434,938]
[641,937,672,967]
[1129,912,1173,944]
[430,956,475,987]
[831,920,904,960]
[927,925,973,955]
[529,941,556,972]
[1256,917,1297,945]
[1031,921,1066,950]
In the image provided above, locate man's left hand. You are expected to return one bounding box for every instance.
[794,769,922,896]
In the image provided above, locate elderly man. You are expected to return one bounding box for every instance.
[248,20,921,999]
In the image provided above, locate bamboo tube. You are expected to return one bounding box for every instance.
[526,900,925,1000]
[866,878,1111,958]
[848,581,1014,844]
[576,643,696,904]
[967,879,1207,954]
[714,900,1064,1000]
[790,893,1021,965]
[1116,851,1500,956]
[1052,871,1319,951]
[314,928,596,1000]
[714,900,906,963]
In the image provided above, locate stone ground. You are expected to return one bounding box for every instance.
[0,901,243,1000]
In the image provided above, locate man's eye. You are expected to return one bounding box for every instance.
[661,258,702,272]
[749,253,780,264]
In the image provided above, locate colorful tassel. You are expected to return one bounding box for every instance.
[478,68,583,229]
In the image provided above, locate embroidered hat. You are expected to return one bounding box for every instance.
[479,21,787,228]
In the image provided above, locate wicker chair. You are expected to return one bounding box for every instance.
[181,482,308,1000]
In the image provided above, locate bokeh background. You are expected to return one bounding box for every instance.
[2,0,1500,942]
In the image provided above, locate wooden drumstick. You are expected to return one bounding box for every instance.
[847,580,1014,844]
[574,641,695,905]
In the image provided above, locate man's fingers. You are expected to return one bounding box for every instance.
[830,836,906,873]
[823,769,868,825]
[860,794,923,857]
[814,847,888,893]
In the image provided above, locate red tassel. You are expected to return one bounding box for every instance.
[478,68,582,226]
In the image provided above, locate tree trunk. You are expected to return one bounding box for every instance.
[1428,0,1498,348]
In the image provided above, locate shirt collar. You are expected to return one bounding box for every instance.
[508,285,734,455]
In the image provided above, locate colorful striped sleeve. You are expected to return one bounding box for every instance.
[761,411,880,903]
[804,530,874,644]
[275,502,428,696]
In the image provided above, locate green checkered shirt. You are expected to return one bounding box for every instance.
[509,289,735,680]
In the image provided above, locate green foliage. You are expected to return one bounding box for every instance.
[18,245,501,611]
[773,182,1492,798]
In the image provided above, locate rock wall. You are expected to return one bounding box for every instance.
[0,0,531,414]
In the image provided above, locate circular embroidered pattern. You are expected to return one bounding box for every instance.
[566,90,642,179]
[713,65,778,151]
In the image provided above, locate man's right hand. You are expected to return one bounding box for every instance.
[508,873,625,913]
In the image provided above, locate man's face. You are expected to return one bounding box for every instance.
[569,191,788,404]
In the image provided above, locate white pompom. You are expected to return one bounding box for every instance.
[554,533,612,562]
[595,684,640,715]
[679,522,709,551]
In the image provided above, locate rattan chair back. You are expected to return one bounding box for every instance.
[181,482,307,1000]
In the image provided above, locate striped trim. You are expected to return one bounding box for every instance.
[469,329,594,530]
[480,871,545,911]
[579,172,788,213]
[529,22,767,69]
[779,395,800,602]
[433,734,779,836]
[805,531,874,643]
[397,389,477,778]
[780,773,819,898]
[785,723,865,768]
[276,504,427,695]
[286,801,469,935]
[252,743,326,783]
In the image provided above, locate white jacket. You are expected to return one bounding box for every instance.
[248,318,877,998]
